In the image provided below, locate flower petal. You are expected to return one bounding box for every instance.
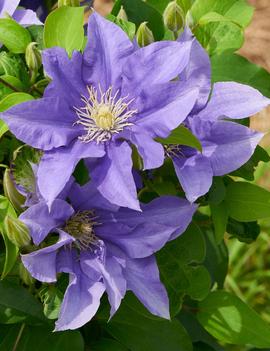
[13,9,43,26]
[124,256,170,319]
[55,249,105,331]
[202,121,263,175]
[1,97,78,151]
[83,12,134,91]
[197,82,270,121]
[172,154,213,202]
[0,0,19,17]
[19,200,74,245]
[90,141,140,211]
[37,141,105,208]
[178,27,211,112]
[21,230,74,283]
[42,48,86,106]
[122,40,192,96]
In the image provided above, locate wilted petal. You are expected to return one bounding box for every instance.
[21,231,74,283]
[19,200,74,245]
[13,9,43,25]
[83,12,134,91]
[37,141,105,207]
[90,141,140,211]
[55,249,105,331]
[198,82,270,121]
[172,154,213,202]
[124,256,170,319]
[1,97,78,151]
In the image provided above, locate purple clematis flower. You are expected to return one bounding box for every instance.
[20,181,197,330]
[0,0,42,26]
[19,0,47,22]
[162,28,270,202]
[1,12,199,210]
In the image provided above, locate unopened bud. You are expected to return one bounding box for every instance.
[3,169,25,213]
[25,42,42,84]
[4,216,31,248]
[136,22,154,47]
[19,263,34,286]
[163,1,184,33]
[117,6,128,21]
[58,0,80,7]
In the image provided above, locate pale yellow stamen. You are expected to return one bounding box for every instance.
[74,86,137,143]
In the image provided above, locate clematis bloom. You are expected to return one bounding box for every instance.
[1,12,199,210]
[0,0,42,26]
[162,28,270,202]
[20,181,197,330]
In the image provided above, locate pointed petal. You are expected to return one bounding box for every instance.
[83,12,134,91]
[37,141,105,207]
[81,252,126,318]
[202,121,263,175]
[178,27,211,112]
[19,200,74,245]
[173,154,213,202]
[0,0,19,17]
[42,49,86,105]
[122,40,192,96]
[90,141,140,211]
[21,231,74,283]
[125,129,164,169]
[124,256,170,319]
[13,9,43,26]
[55,249,105,331]
[198,82,270,121]
[1,97,78,151]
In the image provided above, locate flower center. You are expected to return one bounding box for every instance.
[164,144,183,159]
[74,86,137,143]
[64,211,99,251]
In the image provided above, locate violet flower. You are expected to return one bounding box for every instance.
[163,28,270,202]
[19,0,47,22]
[1,12,199,210]
[0,0,42,26]
[20,181,197,330]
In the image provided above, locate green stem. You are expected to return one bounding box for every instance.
[12,324,26,351]
[0,78,20,92]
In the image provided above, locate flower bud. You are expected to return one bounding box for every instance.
[163,1,184,33]
[117,6,128,21]
[19,263,34,286]
[4,216,31,248]
[58,0,80,7]
[136,22,154,47]
[3,169,25,213]
[25,42,42,84]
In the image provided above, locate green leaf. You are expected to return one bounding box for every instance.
[0,325,84,351]
[211,53,270,97]
[230,146,270,181]
[101,293,193,351]
[157,126,202,151]
[0,92,34,112]
[91,338,129,351]
[190,0,254,55]
[44,6,85,56]
[146,0,192,14]
[197,291,270,348]
[227,218,260,243]
[0,280,46,324]
[0,75,24,101]
[114,0,165,40]
[225,182,270,222]
[106,14,136,40]
[0,53,29,87]
[0,121,8,140]
[0,18,31,53]
[39,286,63,320]
[210,202,228,243]
[0,196,18,279]
[157,223,211,315]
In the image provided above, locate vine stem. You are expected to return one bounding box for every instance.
[12,323,26,351]
[0,78,20,92]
